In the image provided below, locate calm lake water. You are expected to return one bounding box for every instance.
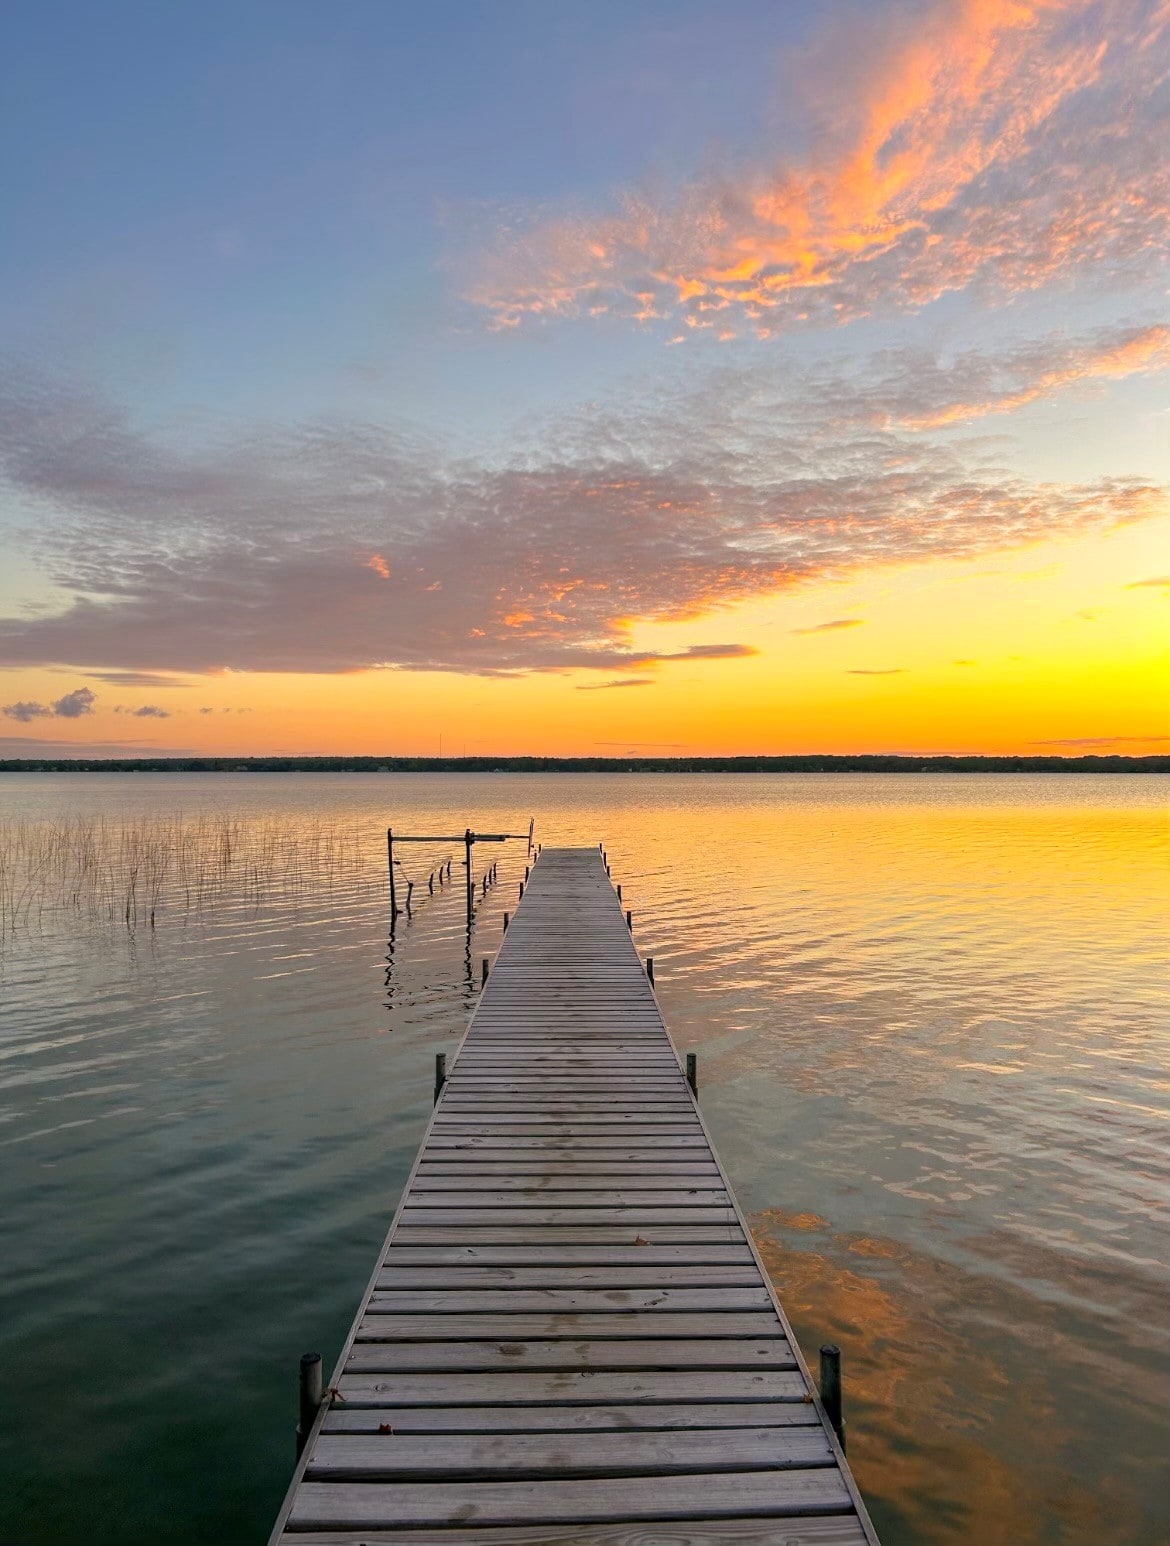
[1,773,1166,1545]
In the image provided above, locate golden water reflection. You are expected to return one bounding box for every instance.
[751,1209,1168,1545]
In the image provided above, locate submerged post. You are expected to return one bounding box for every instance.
[686,1052,698,1096]
[434,1053,447,1104]
[296,1352,322,1460]
[820,1345,845,1451]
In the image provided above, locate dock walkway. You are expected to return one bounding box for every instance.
[270,847,879,1544]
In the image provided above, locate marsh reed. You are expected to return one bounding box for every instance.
[0,813,380,934]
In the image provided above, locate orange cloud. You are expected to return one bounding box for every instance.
[365,554,390,579]
[466,0,1167,336]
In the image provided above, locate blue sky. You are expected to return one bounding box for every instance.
[1,4,815,424]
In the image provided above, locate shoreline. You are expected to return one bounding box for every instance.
[1,754,1167,774]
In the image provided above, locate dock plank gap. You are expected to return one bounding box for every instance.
[269,847,880,1545]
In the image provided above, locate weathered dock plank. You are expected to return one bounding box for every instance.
[270,848,879,1545]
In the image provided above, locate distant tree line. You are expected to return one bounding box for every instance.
[1,754,1167,774]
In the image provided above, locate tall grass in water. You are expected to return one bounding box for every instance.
[0,814,379,935]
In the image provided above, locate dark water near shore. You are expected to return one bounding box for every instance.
[1,773,1166,1545]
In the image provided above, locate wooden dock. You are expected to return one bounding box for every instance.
[269,847,880,1545]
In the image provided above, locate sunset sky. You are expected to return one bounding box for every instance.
[0,0,1166,757]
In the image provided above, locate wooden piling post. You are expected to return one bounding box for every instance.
[686,1052,698,1096]
[616,883,622,901]
[626,909,632,931]
[464,829,474,922]
[387,829,397,916]
[296,1352,322,1460]
[503,912,509,933]
[433,1053,447,1104]
[481,958,489,987]
[820,1345,845,1451]
[646,956,654,984]
[518,881,524,901]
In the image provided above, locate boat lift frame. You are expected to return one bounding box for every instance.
[387,819,534,921]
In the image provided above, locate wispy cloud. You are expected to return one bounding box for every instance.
[0,352,1162,678]
[793,618,865,634]
[1032,734,1170,745]
[464,1,1168,337]
[113,703,171,718]
[575,677,655,690]
[85,671,192,688]
[1124,575,1170,589]
[0,734,196,757]
[814,325,1170,432]
[847,668,906,675]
